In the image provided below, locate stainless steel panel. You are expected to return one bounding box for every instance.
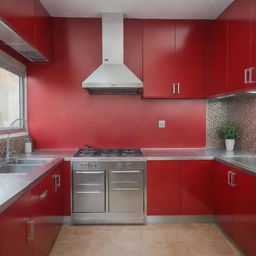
[73,170,105,213]
[109,169,144,213]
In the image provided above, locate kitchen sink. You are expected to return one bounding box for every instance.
[8,158,51,165]
[0,164,41,174]
[227,156,256,166]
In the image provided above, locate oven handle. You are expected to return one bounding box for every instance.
[75,191,103,194]
[111,170,141,173]
[75,171,105,174]
[111,188,140,191]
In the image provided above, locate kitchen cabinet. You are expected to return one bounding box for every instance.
[143,20,208,99]
[0,191,33,256]
[251,0,256,84]
[227,0,252,91]
[0,0,53,62]
[34,0,54,61]
[0,0,35,45]
[0,162,65,256]
[181,160,214,215]
[147,160,181,215]
[207,16,228,96]
[215,161,256,256]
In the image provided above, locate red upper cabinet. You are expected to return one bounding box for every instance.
[143,20,176,98]
[181,160,214,215]
[0,0,35,45]
[227,0,253,91]
[143,20,208,99]
[175,20,208,98]
[147,160,181,215]
[207,16,228,96]
[34,0,54,61]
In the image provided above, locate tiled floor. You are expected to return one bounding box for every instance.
[49,224,243,256]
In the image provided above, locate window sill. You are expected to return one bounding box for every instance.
[0,131,28,140]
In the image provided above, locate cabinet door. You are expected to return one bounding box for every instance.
[181,160,214,215]
[251,0,256,84]
[207,17,228,96]
[0,191,32,256]
[175,20,208,98]
[215,162,234,237]
[143,20,176,98]
[232,170,256,256]
[228,0,252,91]
[51,163,65,240]
[31,174,55,256]
[0,0,35,45]
[147,161,181,215]
[34,0,53,61]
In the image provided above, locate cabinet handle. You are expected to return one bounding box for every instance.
[111,170,141,173]
[75,171,104,174]
[39,189,48,200]
[245,68,250,84]
[249,68,256,83]
[228,171,232,186]
[172,83,176,95]
[112,188,140,191]
[75,191,102,194]
[177,83,180,95]
[26,219,34,241]
[230,172,237,187]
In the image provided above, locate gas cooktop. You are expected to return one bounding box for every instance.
[74,148,143,157]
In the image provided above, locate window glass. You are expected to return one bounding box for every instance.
[0,67,24,129]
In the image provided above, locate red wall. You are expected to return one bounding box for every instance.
[27,18,206,149]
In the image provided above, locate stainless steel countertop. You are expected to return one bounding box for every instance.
[1,148,256,214]
[0,158,63,213]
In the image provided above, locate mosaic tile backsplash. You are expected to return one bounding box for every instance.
[0,136,25,158]
[207,95,256,154]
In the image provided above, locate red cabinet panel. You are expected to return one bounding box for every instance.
[207,17,228,96]
[227,0,252,91]
[34,0,54,61]
[143,20,176,98]
[181,160,214,215]
[0,192,32,256]
[232,170,256,256]
[147,160,181,215]
[0,0,35,45]
[175,20,208,98]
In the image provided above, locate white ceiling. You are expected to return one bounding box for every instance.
[40,0,233,20]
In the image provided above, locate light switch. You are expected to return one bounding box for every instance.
[158,120,166,128]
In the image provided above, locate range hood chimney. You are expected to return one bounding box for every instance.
[82,13,143,95]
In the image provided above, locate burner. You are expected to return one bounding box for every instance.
[74,148,143,157]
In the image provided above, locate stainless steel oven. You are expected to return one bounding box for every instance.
[71,160,146,224]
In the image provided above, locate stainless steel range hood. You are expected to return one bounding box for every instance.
[82,13,143,95]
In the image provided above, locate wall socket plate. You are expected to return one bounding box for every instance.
[158,120,166,128]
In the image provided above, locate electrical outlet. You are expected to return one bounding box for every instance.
[158,120,166,128]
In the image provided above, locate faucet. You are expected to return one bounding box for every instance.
[5,118,30,161]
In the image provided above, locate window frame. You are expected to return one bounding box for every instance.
[0,50,27,134]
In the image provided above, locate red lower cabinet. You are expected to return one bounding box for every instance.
[147,160,181,215]
[181,160,214,215]
[0,191,33,256]
[0,161,65,256]
[215,161,256,256]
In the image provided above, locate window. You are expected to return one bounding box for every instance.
[0,50,26,130]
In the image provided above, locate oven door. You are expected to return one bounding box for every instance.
[109,169,144,213]
[73,170,105,213]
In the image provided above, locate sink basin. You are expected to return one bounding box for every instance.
[0,164,41,174]
[8,158,51,165]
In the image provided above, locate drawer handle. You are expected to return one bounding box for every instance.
[39,190,48,200]
[112,188,140,191]
[75,191,102,194]
[111,170,141,173]
[26,219,34,241]
[75,171,104,174]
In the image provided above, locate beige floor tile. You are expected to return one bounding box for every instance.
[49,224,243,256]
[188,240,238,256]
[166,241,194,256]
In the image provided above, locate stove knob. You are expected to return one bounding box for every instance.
[117,162,123,169]
[93,163,98,168]
[125,162,132,169]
